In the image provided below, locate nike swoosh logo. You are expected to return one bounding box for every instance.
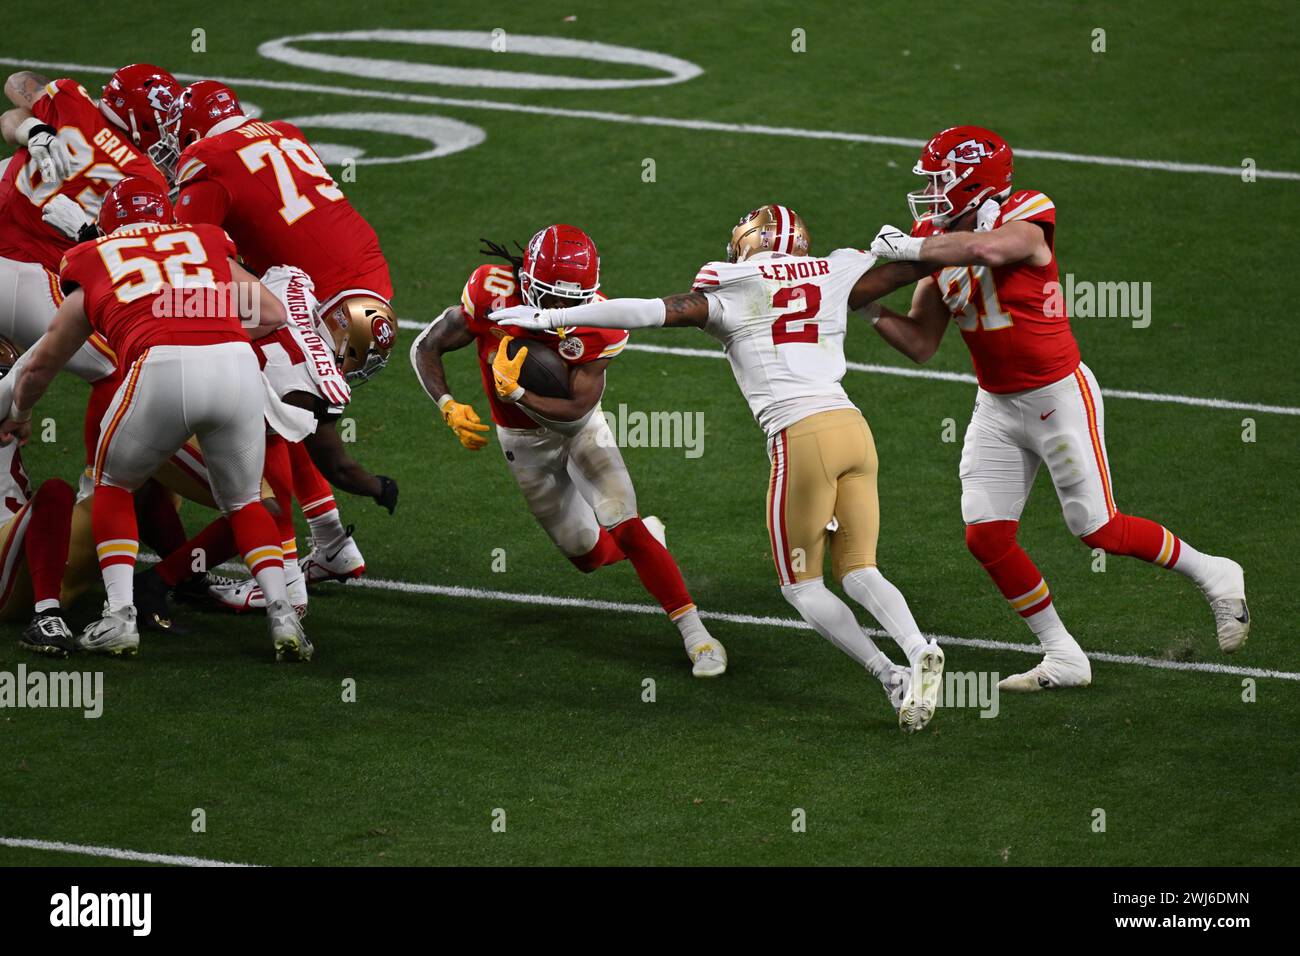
[325,544,348,562]
[1040,409,1056,420]
[1235,608,1250,624]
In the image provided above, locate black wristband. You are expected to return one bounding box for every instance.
[373,475,398,514]
[75,221,99,244]
[30,123,58,140]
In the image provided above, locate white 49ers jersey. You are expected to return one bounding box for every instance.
[0,440,31,518]
[693,249,874,437]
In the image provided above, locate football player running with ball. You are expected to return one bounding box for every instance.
[495,207,943,732]
[868,126,1250,691]
[411,225,727,677]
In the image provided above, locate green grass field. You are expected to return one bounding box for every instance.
[1,1,1298,866]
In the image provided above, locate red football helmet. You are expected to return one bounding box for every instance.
[519,225,600,308]
[97,177,175,233]
[160,81,244,166]
[909,126,1014,227]
[99,64,180,171]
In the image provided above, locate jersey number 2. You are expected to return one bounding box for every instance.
[771,284,822,345]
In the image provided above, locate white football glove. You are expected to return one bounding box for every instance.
[975,197,1002,233]
[41,194,92,241]
[870,224,925,261]
[492,304,556,331]
[18,118,73,184]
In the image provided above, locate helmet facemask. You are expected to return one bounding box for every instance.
[519,265,600,309]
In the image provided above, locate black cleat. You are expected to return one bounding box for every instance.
[135,568,185,633]
[19,612,78,658]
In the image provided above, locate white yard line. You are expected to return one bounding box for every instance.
[1,56,1296,181]
[395,318,1300,416]
[0,836,257,867]
[356,575,1300,682]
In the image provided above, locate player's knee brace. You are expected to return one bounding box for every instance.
[965,520,1019,566]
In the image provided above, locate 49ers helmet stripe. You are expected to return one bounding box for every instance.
[726,204,811,263]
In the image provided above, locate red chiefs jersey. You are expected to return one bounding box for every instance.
[918,189,1080,394]
[459,263,628,429]
[59,222,248,368]
[0,79,166,274]
[173,118,391,306]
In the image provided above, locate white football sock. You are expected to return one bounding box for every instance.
[781,578,893,680]
[841,567,927,660]
[101,563,134,612]
[307,507,347,551]
[1024,602,1081,656]
[34,599,60,614]
[283,552,305,589]
[671,606,711,649]
[1171,539,1212,588]
[253,563,289,607]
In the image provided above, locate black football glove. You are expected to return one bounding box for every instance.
[373,475,398,514]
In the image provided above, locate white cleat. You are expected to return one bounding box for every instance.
[300,530,366,584]
[883,663,912,724]
[77,605,140,657]
[899,640,944,733]
[1200,557,1250,654]
[644,515,667,548]
[687,638,727,678]
[209,575,308,618]
[269,598,314,662]
[998,649,1092,693]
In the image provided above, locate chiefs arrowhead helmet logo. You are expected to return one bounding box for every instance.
[944,138,993,165]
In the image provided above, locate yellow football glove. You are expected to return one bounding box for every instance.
[492,335,528,403]
[440,399,489,450]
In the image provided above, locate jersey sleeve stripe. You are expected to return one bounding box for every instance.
[175,158,205,185]
[598,340,628,359]
[460,284,476,318]
[1002,196,1054,223]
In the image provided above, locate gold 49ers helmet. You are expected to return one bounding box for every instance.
[318,295,398,384]
[726,204,811,263]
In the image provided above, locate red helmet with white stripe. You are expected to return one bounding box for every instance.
[97,177,175,234]
[909,126,1014,227]
[99,64,180,171]
[727,204,810,263]
[519,224,600,308]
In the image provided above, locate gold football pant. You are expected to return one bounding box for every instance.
[766,408,879,584]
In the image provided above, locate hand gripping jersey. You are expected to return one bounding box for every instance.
[174,118,392,307]
[59,222,248,367]
[692,249,872,438]
[915,189,1080,394]
[0,79,166,273]
[460,263,628,431]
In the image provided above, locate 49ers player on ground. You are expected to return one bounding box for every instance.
[0,177,311,662]
[869,126,1250,691]
[162,80,397,586]
[412,225,727,677]
[495,210,944,730]
[0,64,175,382]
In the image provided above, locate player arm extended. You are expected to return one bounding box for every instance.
[494,293,711,332]
[871,277,951,364]
[878,220,1049,269]
[229,259,288,337]
[290,411,395,513]
[409,305,491,450]
[0,288,93,443]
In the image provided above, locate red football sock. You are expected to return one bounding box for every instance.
[1081,512,1179,567]
[569,527,626,573]
[92,484,139,609]
[288,439,334,518]
[966,520,1052,618]
[23,479,74,606]
[228,502,286,605]
[134,478,187,557]
[264,436,298,559]
[608,517,694,616]
[156,517,236,586]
